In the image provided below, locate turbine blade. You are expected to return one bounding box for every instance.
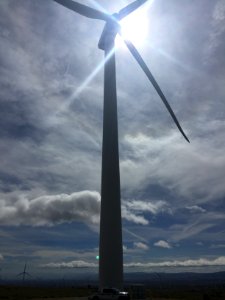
[118,0,148,20]
[54,0,108,20]
[123,38,190,143]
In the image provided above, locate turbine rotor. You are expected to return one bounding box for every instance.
[53,0,190,141]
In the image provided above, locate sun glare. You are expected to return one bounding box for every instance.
[116,9,148,48]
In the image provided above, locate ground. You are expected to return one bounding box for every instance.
[0,285,224,299]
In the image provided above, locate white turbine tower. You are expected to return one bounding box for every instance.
[53,0,189,289]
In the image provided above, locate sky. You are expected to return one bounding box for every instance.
[0,0,225,281]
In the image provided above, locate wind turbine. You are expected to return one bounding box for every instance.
[17,263,31,283]
[53,0,190,289]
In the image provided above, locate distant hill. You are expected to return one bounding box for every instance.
[124,271,225,286]
[1,271,225,287]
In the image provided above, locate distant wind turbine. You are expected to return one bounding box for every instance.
[17,263,31,282]
[53,0,190,289]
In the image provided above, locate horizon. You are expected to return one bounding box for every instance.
[1,268,225,283]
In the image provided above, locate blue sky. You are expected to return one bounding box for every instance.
[0,0,225,280]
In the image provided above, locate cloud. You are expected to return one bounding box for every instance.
[121,199,170,226]
[210,244,225,249]
[203,0,225,70]
[43,256,225,269]
[0,191,100,226]
[134,242,149,251]
[125,256,225,268]
[185,206,206,213]
[0,254,3,260]
[33,249,99,261]
[122,206,149,225]
[154,240,172,249]
[0,192,165,227]
[42,260,97,269]
[123,228,149,243]
[0,0,225,278]
[123,245,128,252]
[169,214,222,243]
[125,200,169,214]
[213,0,225,21]
[196,242,204,246]
[121,129,225,206]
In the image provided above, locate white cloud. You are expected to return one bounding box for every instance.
[134,242,149,251]
[125,200,169,214]
[123,228,149,243]
[33,249,98,260]
[121,199,170,226]
[43,256,225,269]
[0,191,100,226]
[186,206,206,213]
[125,256,225,268]
[122,206,149,225]
[154,138,225,204]
[43,260,97,269]
[123,245,128,252]
[121,129,225,207]
[154,240,172,249]
[0,192,161,227]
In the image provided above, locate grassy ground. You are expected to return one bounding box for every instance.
[0,285,224,300]
[0,286,91,300]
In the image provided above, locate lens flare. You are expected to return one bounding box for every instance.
[117,9,148,47]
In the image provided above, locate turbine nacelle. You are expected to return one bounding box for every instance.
[98,14,121,50]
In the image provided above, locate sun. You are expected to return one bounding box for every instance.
[116,8,149,48]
